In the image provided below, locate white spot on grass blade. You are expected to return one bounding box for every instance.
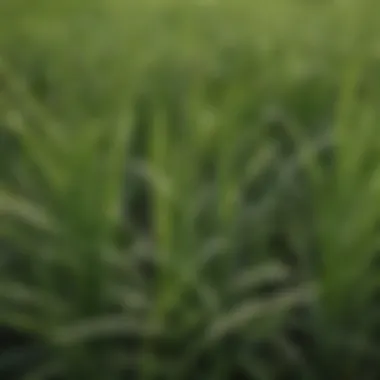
[0,189,57,233]
[205,284,316,343]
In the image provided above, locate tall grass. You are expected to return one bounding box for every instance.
[2,0,380,379]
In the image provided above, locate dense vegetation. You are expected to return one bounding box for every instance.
[2,0,380,379]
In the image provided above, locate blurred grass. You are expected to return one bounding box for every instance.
[2,0,380,379]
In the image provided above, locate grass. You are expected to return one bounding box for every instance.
[2,0,380,379]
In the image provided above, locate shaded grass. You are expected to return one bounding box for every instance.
[2,0,380,379]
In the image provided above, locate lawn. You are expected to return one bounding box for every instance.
[1,0,380,379]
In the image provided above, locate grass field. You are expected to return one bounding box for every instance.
[2,0,380,379]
